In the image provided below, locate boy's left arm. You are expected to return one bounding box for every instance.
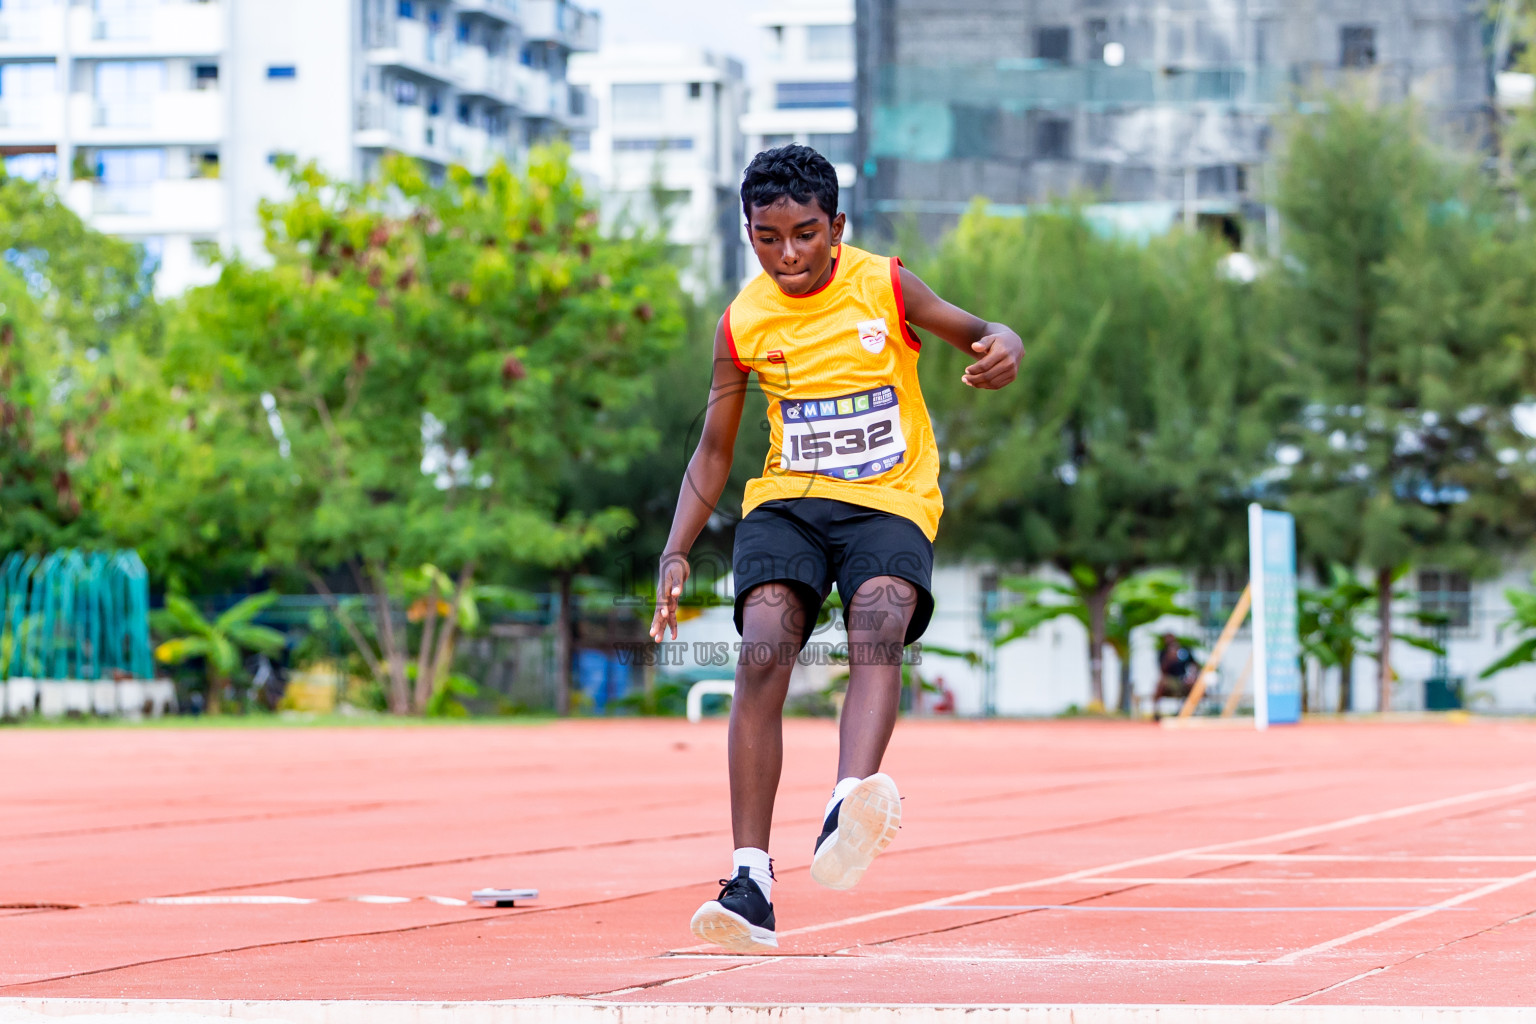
[898,265,1023,389]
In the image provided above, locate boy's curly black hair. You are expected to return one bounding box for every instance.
[740,144,839,224]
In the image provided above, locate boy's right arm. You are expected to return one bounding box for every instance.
[649,315,749,641]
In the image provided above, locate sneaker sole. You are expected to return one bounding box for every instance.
[810,773,901,891]
[690,901,779,953]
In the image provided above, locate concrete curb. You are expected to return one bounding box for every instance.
[2,1001,1535,1023]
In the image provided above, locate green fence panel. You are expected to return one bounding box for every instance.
[0,549,152,681]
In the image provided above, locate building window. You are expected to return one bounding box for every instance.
[194,150,220,178]
[807,132,854,164]
[688,81,702,99]
[456,100,472,124]
[569,131,591,152]
[266,65,297,80]
[1341,25,1376,68]
[397,0,416,18]
[1197,164,1244,197]
[1193,568,1248,631]
[1036,116,1071,159]
[1418,570,1472,630]
[775,81,852,109]
[806,24,853,62]
[193,63,219,90]
[1086,18,1108,62]
[394,78,418,104]
[612,137,695,152]
[1036,26,1071,64]
[612,82,663,121]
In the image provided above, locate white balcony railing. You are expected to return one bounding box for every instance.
[0,99,62,136]
[73,90,222,143]
[68,177,224,233]
[70,2,222,55]
[520,0,599,52]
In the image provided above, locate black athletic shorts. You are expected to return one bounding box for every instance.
[732,497,935,649]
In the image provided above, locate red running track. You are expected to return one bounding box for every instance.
[1,717,1535,1008]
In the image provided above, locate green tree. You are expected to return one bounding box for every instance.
[0,174,161,555]
[1270,97,1536,714]
[1297,563,1448,712]
[1480,570,1536,681]
[993,568,1194,712]
[161,150,684,713]
[153,592,287,713]
[916,207,1275,707]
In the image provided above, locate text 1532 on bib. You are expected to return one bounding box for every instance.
[778,386,907,481]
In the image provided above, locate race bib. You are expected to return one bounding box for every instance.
[778,385,907,481]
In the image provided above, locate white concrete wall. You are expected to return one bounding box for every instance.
[228,0,356,262]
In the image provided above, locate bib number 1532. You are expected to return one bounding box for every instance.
[778,386,908,481]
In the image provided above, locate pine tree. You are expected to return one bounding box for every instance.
[1270,98,1536,712]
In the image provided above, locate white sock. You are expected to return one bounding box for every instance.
[733,846,774,901]
[825,776,861,821]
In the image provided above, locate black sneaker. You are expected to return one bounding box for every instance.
[690,867,777,952]
[810,773,901,890]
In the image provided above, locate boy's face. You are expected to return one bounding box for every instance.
[747,197,846,295]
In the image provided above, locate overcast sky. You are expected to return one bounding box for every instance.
[590,0,765,71]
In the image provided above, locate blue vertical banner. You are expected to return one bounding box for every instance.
[1248,504,1302,729]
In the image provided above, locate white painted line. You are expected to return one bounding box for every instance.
[762,776,1536,943]
[1269,864,1536,963]
[137,896,317,906]
[1188,853,1536,863]
[1071,876,1518,885]
[913,905,1457,913]
[135,895,477,907]
[5,999,1536,1024]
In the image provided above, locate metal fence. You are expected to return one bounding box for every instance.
[0,550,153,681]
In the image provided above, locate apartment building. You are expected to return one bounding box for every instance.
[0,0,597,294]
[568,45,745,296]
[855,0,1493,242]
[740,0,857,195]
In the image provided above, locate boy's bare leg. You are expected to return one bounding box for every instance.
[729,582,813,850]
[838,575,917,779]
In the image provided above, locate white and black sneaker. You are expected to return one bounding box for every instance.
[689,868,777,952]
[811,773,902,890]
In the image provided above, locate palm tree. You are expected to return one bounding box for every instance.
[153,593,286,713]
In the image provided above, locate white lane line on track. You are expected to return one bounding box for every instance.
[1188,853,1536,863]
[136,895,470,906]
[914,905,1468,913]
[761,776,1536,943]
[1070,876,1519,885]
[1268,864,1536,964]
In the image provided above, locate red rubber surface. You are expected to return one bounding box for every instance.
[1,718,1534,1006]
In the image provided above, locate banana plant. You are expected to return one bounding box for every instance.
[153,592,287,714]
[1481,571,1536,681]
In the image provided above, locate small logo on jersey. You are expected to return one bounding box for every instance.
[767,349,785,364]
[854,395,870,412]
[836,398,854,415]
[843,468,859,479]
[819,401,836,417]
[785,404,802,420]
[856,318,889,354]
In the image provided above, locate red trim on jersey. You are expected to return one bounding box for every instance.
[890,256,923,352]
[723,305,749,374]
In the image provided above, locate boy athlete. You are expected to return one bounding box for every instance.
[649,145,1023,952]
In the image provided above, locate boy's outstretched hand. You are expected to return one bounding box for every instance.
[962,332,1024,389]
[649,555,691,641]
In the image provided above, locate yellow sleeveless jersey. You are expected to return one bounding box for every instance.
[727,244,943,541]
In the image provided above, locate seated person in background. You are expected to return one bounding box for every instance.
[1152,632,1201,717]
